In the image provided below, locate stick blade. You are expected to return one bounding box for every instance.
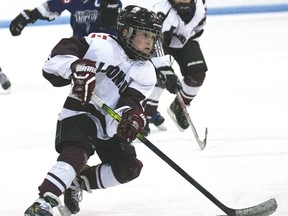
[197,127,208,150]
[234,198,277,216]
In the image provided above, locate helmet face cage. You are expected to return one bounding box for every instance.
[117,5,163,60]
[125,26,163,60]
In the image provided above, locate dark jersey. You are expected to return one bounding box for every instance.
[37,0,122,37]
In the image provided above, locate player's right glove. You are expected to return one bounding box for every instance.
[117,108,147,142]
[157,66,181,94]
[9,8,45,36]
[71,59,97,104]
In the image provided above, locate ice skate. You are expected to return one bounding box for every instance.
[24,193,59,216]
[0,67,11,90]
[150,111,166,130]
[64,175,91,214]
[167,99,189,131]
[141,111,167,136]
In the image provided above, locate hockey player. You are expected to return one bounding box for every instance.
[9,0,122,38]
[142,0,208,135]
[23,5,163,216]
[0,66,11,90]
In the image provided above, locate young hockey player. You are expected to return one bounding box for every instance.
[0,66,11,90]
[9,0,122,37]
[23,5,163,216]
[142,0,208,135]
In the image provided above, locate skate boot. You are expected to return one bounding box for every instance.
[64,175,91,214]
[0,67,11,90]
[141,111,166,136]
[24,192,59,216]
[149,111,167,131]
[149,111,165,127]
[168,98,189,131]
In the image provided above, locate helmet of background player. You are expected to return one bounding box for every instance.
[116,5,163,61]
[168,0,196,14]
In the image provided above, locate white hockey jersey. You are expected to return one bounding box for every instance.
[152,0,207,48]
[43,33,156,140]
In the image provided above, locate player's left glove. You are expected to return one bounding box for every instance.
[98,0,120,28]
[157,66,181,94]
[117,108,147,142]
[9,8,50,36]
[71,59,96,104]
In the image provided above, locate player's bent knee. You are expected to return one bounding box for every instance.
[184,71,206,87]
[111,157,143,183]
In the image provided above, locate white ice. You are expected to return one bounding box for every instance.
[0,7,288,216]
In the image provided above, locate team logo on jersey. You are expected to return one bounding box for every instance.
[74,9,98,33]
[75,10,98,23]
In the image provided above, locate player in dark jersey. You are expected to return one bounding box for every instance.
[9,0,122,37]
[23,5,163,216]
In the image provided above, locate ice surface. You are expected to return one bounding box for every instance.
[0,8,287,216]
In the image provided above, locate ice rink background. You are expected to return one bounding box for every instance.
[0,0,288,216]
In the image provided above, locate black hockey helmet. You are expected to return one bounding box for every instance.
[168,0,197,14]
[117,5,163,60]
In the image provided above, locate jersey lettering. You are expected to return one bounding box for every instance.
[97,63,128,94]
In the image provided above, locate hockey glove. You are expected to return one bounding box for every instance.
[98,0,120,28]
[9,8,46,36]
[71,59,97,104]
[117,108,147,142]
[157,66,181,94]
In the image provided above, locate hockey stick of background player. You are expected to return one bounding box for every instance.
[155,39,208,150]
[175,88,207,150]
[91,93,277,216]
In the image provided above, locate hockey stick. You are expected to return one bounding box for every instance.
[175,89,208,150]
[91,94,277,216]
[155,40,207,150]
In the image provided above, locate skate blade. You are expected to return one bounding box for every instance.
[155,123,167,131]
